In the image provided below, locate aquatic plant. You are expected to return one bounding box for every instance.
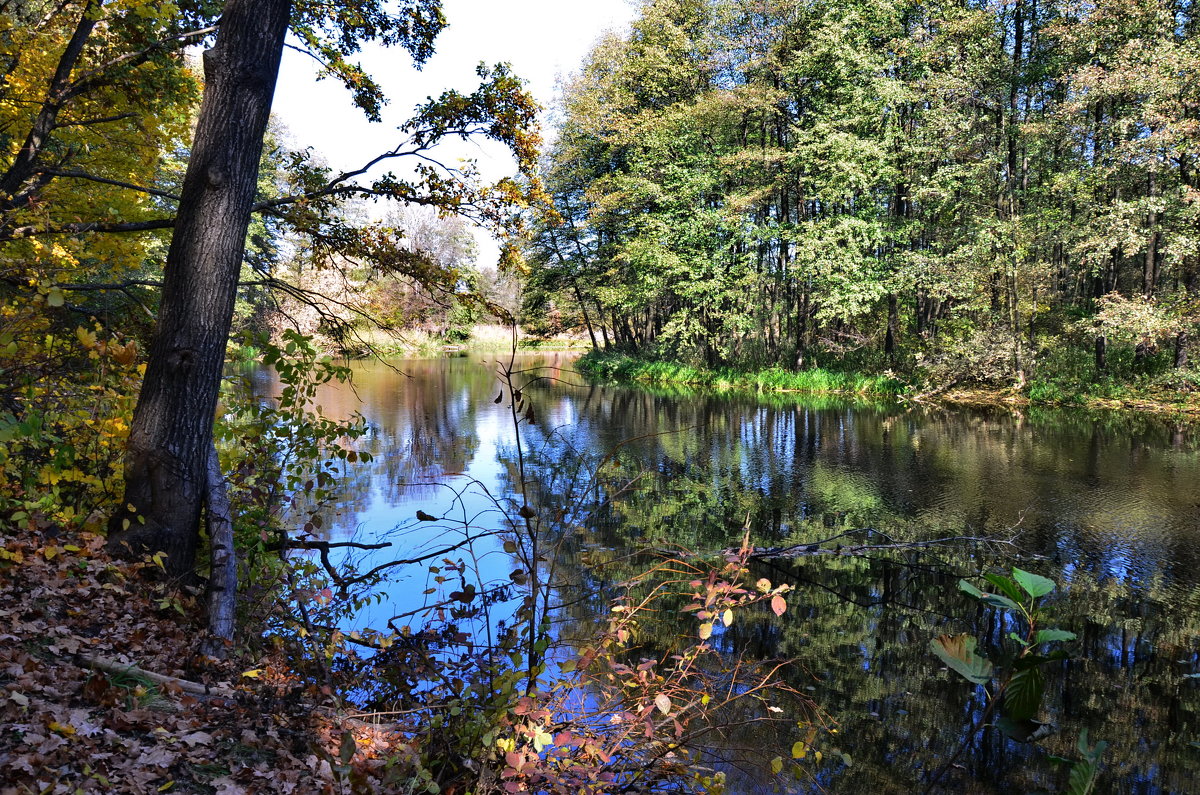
[928,568,1104,794]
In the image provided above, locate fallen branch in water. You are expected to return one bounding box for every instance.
[731,534,1014,561]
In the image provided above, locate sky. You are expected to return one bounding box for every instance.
[271,0,638,265]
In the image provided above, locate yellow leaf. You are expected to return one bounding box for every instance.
[49,721,75,736]
[792,741,807,759]
[241,669,263,679]
[698,622,713,640]
[75,326,97,349]
[770,756,783,775]
[42,546,59,560]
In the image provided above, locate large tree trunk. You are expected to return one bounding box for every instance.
[109,0,292,578]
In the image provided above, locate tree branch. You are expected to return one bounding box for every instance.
[39,169,181,201]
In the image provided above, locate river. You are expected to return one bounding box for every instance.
[253,351,1200,793]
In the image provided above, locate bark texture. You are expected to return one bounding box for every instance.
[109,0,292,577]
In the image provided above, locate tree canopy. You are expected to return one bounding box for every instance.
[528,0,1200,384]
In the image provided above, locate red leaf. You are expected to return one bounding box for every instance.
[770,594,787,617]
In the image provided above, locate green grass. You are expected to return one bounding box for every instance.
[576,350,906,397]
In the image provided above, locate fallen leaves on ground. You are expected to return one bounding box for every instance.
[0,523,401,794]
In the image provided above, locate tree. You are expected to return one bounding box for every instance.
[106,0,293,572]
[104,0,541,576]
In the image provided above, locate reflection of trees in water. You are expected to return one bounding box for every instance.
[506,383,1200,792]
[248,354,1200,790]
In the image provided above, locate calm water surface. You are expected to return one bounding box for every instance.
[262,352,1200,793]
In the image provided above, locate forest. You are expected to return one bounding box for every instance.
[1,0,1198,793]
[526,0,1200,407]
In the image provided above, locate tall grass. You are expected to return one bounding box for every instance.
[577,351,906,397]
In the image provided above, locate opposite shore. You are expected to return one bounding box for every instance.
[574,349,1200,420]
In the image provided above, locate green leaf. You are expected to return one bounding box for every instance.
[982,593,1022,611]
[1013,568,1056,599]
[338,729,356,766]
[930,634,993,685]
[1066,729,1106,795]
[1004,667,1044,721]
[1035,628,1077,645]
[983,573,1025,605]
[996,715,1055,743]
[957,579,984,599]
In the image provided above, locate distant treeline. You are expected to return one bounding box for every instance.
[525,0,1200,389]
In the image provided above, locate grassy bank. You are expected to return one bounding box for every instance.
[576,350,907,397]
[576,350,1200,418]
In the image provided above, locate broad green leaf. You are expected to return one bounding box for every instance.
[983,573,1025,605]
[1066,732,1107,795]
[1013,568,1056,599]
[1035,628,1077,645]
[957,579,984,599]
[930,634,993,685]
[982,593,1022,611]
[1004,667,1044,721]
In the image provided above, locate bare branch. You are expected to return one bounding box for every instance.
[39,169,181,201]
[53,112,138,129]
[2,218,175,239]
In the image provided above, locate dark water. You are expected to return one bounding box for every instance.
[269,353,1200,793]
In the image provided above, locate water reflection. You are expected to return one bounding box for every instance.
[259,354,1200,793]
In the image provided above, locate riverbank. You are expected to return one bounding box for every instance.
[575,350,1200,419]
[575,351,906,397]
[0,524,387,794]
